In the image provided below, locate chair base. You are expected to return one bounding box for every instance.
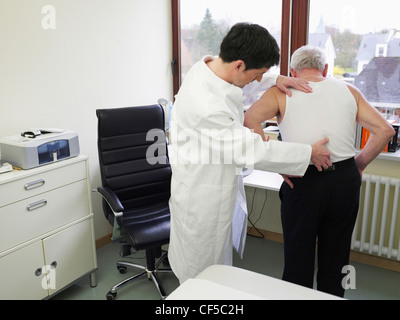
[106,252,173,300]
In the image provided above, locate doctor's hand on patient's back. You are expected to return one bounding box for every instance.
[311,137,332,172]
[282,137,331,189]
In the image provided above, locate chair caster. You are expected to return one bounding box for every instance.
[106,291,117,300]
[117,266,127,274]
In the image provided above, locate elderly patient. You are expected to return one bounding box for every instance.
[244,45,395,297]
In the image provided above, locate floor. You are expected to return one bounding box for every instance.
[52,235,400,300]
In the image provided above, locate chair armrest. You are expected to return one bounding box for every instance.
[97,186,124,217]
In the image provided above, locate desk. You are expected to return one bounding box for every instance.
[244,150,400,187]
[243,170,283,191]
[362,149,400,162]
[167,265,342,300]
[242,170,283,236]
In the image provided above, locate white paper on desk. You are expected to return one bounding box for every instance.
[232,174,247,258]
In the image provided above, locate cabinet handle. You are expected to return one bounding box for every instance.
[50,261,57,269]
[27,199,47,211]
[35,268,42,276]
[24,179,45,190]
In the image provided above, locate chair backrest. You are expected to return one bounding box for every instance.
[96,104,171,225]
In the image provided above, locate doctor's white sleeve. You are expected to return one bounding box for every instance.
[263,73,279,89]
[197,111,311,176]
[236,126,311,176]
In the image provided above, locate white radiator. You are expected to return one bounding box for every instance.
[351,174,400,261]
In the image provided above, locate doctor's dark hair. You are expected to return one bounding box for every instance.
[219,22,280,70]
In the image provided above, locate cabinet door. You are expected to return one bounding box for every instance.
[42,219,96,296]
[0,241,48,300]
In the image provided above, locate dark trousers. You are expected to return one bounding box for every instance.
[279,158,361,297]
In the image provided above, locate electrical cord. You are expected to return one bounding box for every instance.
[247,187,268,238]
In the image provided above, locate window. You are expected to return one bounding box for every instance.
[175,0,282,107]
[308,0,400,122]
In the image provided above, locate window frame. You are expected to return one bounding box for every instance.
[171,0,310,96]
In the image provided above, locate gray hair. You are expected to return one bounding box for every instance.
[290,45,327,72]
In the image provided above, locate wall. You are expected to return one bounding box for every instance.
[0,0,173,239]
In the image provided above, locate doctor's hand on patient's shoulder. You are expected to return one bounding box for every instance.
[276,75,312,97]
[311,137,332,172]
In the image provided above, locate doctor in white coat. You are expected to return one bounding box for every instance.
[168,23,332,284]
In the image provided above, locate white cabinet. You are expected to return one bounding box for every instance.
[0,155,97,299]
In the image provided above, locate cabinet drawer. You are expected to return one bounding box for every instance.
[0,161,86,208]
[0,179,90,253]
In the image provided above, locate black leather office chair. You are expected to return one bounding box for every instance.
[96,104,173,300]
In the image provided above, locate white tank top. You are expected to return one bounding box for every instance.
[278,78,357,163]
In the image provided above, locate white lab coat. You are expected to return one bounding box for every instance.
[168,56,312,284]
